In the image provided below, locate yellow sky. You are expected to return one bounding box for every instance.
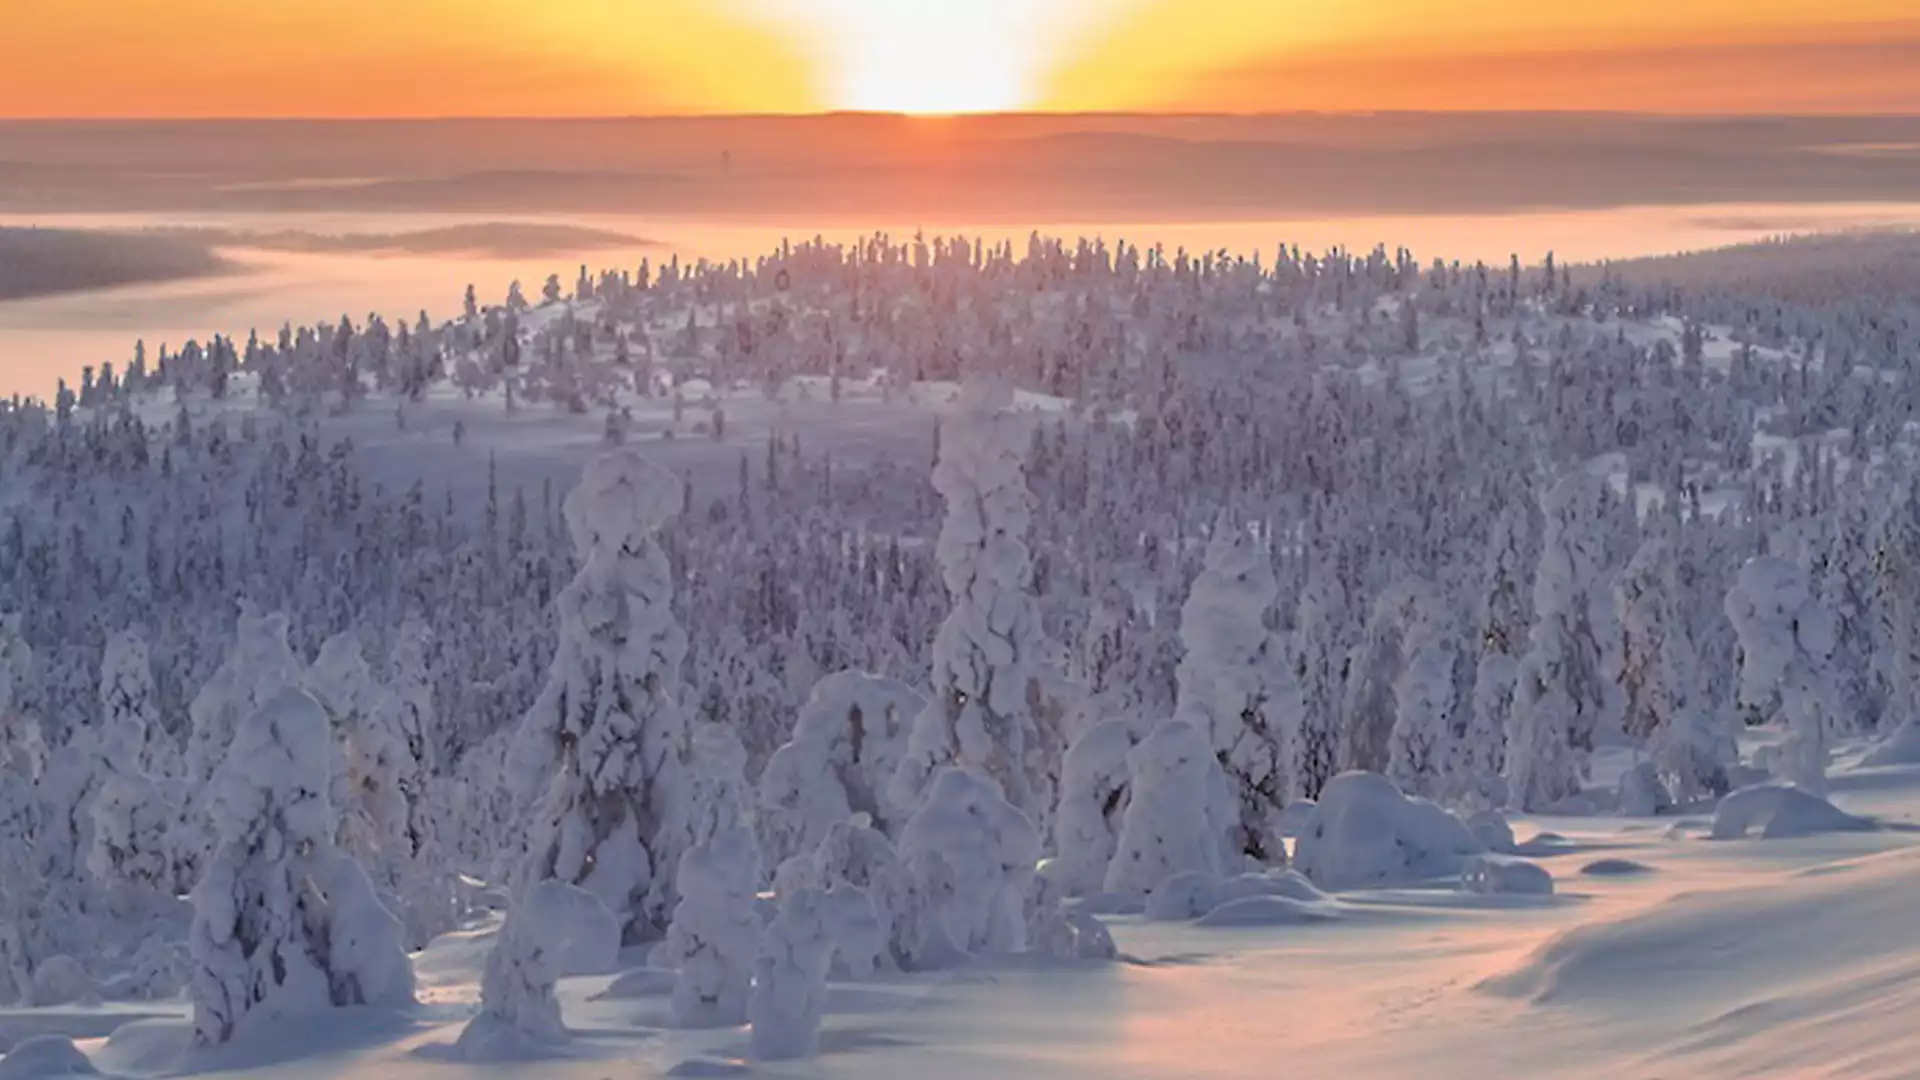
[2,0,1916,116]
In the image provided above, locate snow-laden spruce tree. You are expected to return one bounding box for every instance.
[1726,557,1837,795]
[511,448,692,942]
[662,824,761,1028]
[1344,579,1440,776]
[1173,521,1296,864]
[891,379,1066,832]
[1506,473,1615,811]
[97,628,178,780]
[896,766,1041,969]
[803,819,917,973]
[1104,720,1228,896]
[749,886,836,1062]
[1049,721,1138,896]
[759,671,924,867]
[455,880,587,1058]
[1616,537,1733,801]
[303,631,384,856]
[1288,558,1349,802]
[1387,634,1456,800]
[187,607,304,793]
[1450,502,1537,808]
[190,688,413,1045]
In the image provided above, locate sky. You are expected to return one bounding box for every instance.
[3,0,1918,117]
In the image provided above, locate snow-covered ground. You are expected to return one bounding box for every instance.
[6,743,1915,1079]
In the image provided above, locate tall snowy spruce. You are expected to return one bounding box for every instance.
[511,448,693,942]
[1616,537,1733,801]
[1726,557,1837,795]
[189,689,413,1045]
[1173,521,1296,863]
[891,379,1066,831]
[1506,473,1616,811]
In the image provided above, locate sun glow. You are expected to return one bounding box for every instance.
[741,0,1121,114]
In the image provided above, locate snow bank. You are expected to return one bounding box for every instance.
[1143,869,1328,921]
[1460,855,1555,896]
[1194,895,1341,928]
[0,1036,101,1078]
[1293,771,1484,890]
[1709,784,1875,840]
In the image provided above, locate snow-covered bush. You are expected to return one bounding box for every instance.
[896,766,1040,969]
[1104,721,1228,897]
[512,449,693,942]
[188,688,414,1045]
[1049,721,1137,897]
[759,671,923,867]
[891,380,1065,831]
[1725,557,1838,795]
[1293,771,1484,891]
[750,886,836,1062]
[456,880,594,1058]
[1173,522,1294,863]
[662,824,761,1028]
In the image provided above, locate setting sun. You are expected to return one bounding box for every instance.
[739,0,1122,114]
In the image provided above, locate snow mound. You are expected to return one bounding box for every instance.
[1709,785,1874,840]
[1465,810,1516,854]
[1480,846,1920,1022]
[1862,719,1920,767]
[1580,858,1657,877]
[1293,771,1485,890]
[1194,895,1342,929]
[1142,872,1222,922]
[28,955,100,1007]
[0,1036,101,1079]
[1142,869,1328,921]
[589,967,676,1001]
[666,1059,751,1078]
[1459,855,1554,896]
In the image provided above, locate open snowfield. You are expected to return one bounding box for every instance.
[8,743,1919,1079]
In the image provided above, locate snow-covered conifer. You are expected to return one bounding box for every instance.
[1173,523,1294,863]
[1049,721,1137,896]
[749,886,836,1061]
[759,672,923,867]
[1506,474,1615,810]
[662,824,761,1028]
[511,449,692,942]
[896,766,1040,969]
[1726,557,1836,795]
[455,881,588,1057]
[1104,721,1227,896]
[891,380,1066,830]
[189,688,413,1045]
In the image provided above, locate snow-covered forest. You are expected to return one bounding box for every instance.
[5,231,1920,1077]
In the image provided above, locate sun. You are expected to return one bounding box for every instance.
[739,0,1114,114]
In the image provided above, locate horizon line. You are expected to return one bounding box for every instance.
[7,108,1920,125]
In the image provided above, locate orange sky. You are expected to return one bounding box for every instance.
[3,0,1917,116]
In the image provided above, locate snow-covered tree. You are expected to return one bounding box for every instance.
[1617,538,1734,801]
[1174,523,1295,863]
[1506,473,1615,811]
[803,819,917,972]
[891,380,1066,831]
[749,886,836,1061]
[455,881,589,1058]
[97,628,177,779]
[1049,721,1137,896]
[189,688,413,1045]
[185,607,304,817]
[1387,637,1455,799]
[896,766,1040,969]
[511,449,692,942]
[759,671,924,866]
[662,824,761,1028]
[1104,721,1228,896]
[1726,557,1836,795]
